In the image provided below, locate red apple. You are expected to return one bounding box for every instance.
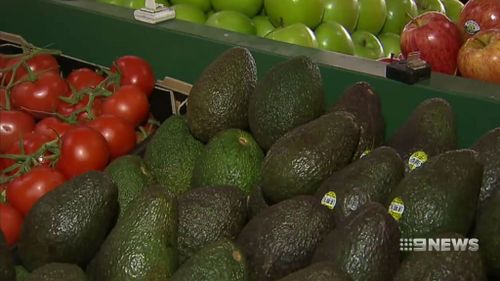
[458,0,500,40]
[457,29,500,84]
[401,12,463,75]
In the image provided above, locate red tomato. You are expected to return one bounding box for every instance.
[66,68,105,91]
[0,55,8,85]
[102,85,149,127]
[11,71,69,118]
[6,167,65,216]
[57,96,103,123]
[34,117,75,139]
[0,88,7,109]
[56,126,110,178]
[1,132,53,171]
[0,110,35,153]
[111,56,155,96]
[88,115,137,159]
[4,54,59,83]
[0,203,23,247]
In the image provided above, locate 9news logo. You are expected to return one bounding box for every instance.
[400,238,479,252]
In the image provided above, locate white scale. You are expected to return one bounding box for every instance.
[133,0,176,24]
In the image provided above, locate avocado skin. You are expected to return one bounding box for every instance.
[87,184,177,281]
[0,232,15,281]
[18,171,118,271]
[144,115,204,195]
[170,239,249,281]
[261,111,360,203]
[248,56,325,151]
[191,129,264,195]
[474,189,500,278]
[237,196,335,281]
[277,262,353,281]
[330,82,385,161]
[187,47,257,142]
[387,149,483,239]
[247,184,270,219]
[178,186,247,263]
[16,266,30,281]
[26,263,88,281]
[387,98,457,173]
[313,202,400,281]
[393,233,487,281]
[105,154,152,218]
[471,127,500,208]
[315,146,404,223]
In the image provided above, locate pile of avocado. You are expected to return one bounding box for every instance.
[1,47,499,281]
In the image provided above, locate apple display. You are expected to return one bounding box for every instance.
[323,0,360,32]
[315,21,355,55]
[459,0,500,40]
[379,32,402,57]
[415,0,446,14]
[172,4,206,24]
[266,23,318,48]
[352,30,385,59]
[381,0,418,34]
[171,0,211,12]
[253,16,275,37]
[441,0,464,22]
[458,29,500,84]
[357,0,387,34]
[401,12,462,74]
[211,0,263,18]
[206,11,256,35]
[264,0,325,29]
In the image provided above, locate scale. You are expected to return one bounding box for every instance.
[133,0,176,24]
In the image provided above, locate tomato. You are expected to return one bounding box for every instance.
[6,167,65,216]
[0,55,8,85]
[56,126,110,178]
[111,56,155,96]
[34,117,75,139]
[102,85,149,127]
[4,54,59,83]
[57,96,103,123]
[0,110,35,153]
[66,68,105,91]
[1,132,53,172]
[88,115,137,159]
[11,71,69,118]
[0,88,7,109]
[0,203,23,247]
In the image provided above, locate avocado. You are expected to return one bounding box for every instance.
[0,232,15,281]
[330,82,385,161]
[387,149,482,239]
[471,127,500,208]
[144,115,204,195]
[277,262,352,281]
[18,171,118,271]
[87,184,177,281]
[16,266,30,281]
[261,111,360,203]
[313,202,400,281]
[247,184,269,219]
[170,239,249,281]
[26,263,87,281]
[237,196,335,281]
[387,98,457,173]
[393,233,487,281]
[315,146,404,223]
[178,186,247,263]
[191,129,264,195]
[474,189,500,278]
[187,47,257,142]
[105,154,152,218]
[248,56,325,151]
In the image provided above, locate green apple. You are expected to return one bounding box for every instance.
[352,30,384,59]
[323,0,360,32]
[211,0,263,18]
[357,0,387,34]
[253,16,275,37]
[206,10,215,17]
[381,0,418,34]
[266,23,318,48]
[441,0,463,22]
[206,11,256,35]
[415,0,445,14]
[173,4,206,24]
[123,0,145,9]
[264,0,325,29]
[378,32,401,57]
[315,21,355,55]
[171,0,211,12]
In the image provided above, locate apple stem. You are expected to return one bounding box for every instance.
[406,12,418,26]
[473,36,488,48]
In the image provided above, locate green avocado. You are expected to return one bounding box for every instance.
[277,262,352,281]
[26,263,88,281]
[247,184,270,219]
[0,232,15,281]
